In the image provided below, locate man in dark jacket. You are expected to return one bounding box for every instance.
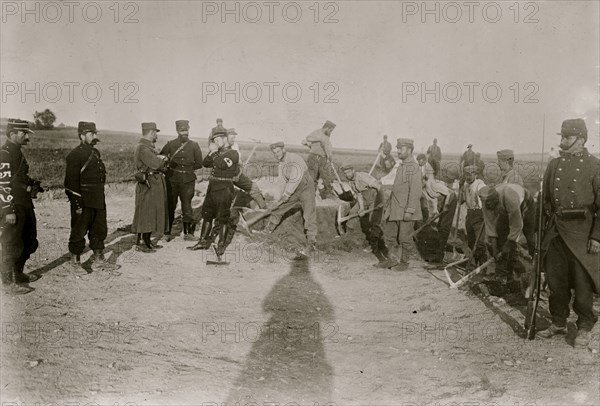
[160,120,203,241]
[188,125,239,255]
[0,119,42,294]
[536,118,600,349]
[65,121,118,273]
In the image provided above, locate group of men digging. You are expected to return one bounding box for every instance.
[0,116,598,348]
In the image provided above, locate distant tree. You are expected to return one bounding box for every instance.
[33,109,57,130]
[58,122,66,128]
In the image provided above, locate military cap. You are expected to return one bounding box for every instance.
[467,144,473,148]
[397,138,414,148]
[227,128,237,136]
[496,149,514,161]
[78,121,97,134]
[323,120,336,129]
[464,165,478,174]
[416,153,427,160]
[557,118,587,140]
[6,118,34,134]
[141,122,160,132]
[340,164,354,171]
[270,141,285,149]
[210,126,228,141]
[477,186,499,201]
[175,120,190,131]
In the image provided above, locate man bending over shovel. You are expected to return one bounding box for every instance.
[340,164,389,268]
[257,142,318,252]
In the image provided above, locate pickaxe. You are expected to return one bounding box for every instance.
[335,204,383,235]
[444,258,494,289]
[444,225,490,288]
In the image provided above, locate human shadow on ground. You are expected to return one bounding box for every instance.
[226,257,336,404]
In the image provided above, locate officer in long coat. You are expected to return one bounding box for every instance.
[536,118,600,349]
[160,120,203,241]
[132,122,169,252]
[382,138,423,271]
[0,119,42,294]
[64,121,118,272]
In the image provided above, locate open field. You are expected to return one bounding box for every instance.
[7,128,549,194]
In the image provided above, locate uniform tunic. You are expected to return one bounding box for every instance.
[542,148,600,330]
[159,138,203,226]
[202,147,239,225]
[0,141,38,280]
[384,155,423,246]
[131,138,169,234]
[64,142,108,254]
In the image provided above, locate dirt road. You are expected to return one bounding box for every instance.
[1,186,599,405]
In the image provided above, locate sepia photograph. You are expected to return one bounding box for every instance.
[1,0,599,404]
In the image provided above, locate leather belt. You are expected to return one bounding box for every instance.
[172,169,194,173]
[81,183,104,186]
[209,176,234,182]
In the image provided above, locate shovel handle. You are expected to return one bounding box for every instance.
[338,204,384,223]
[408,211,442,239]
[368,152,382,176]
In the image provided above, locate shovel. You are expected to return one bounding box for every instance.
[206,244,229,266]
[407,211,442,240]
[328,159,354,201]
[235,206,277,236]
[335,204,383,235]
[368,152,382,176]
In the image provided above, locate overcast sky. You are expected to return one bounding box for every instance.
[1,0,598,153]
